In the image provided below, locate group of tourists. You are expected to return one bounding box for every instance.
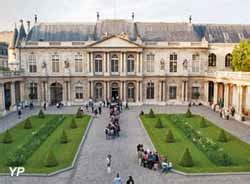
[105,102,122,139]
[136,144,173,173]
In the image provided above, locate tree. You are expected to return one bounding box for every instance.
[149,108,155,118]
[166,129,175,143]
[70,118,78,129]
[232,40,250,72]
[76,108,83,118]
[180,148,193,167]
[45,149,58,167]
[186,108,192,118]
[2,130,13,144]
[60,130,68,144]
[199,117,207,128]
[218,129,228,142]
[24,119,32,129]
[38,109,45,118]
[155,118,164,128]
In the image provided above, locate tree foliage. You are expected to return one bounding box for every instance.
[180,148,193,167]
[186,108,192,118]
[45,149,58,167]
[166,129,175,143]
[38,109,45,118]
[199,117,207,128]
[24,119,32,129]
[218,129,228,143]
[3,130,13,144]
[155,118,164,128]
[232,40,250,72]
[149,108,155,118]
[70,118,78,129]
[60,130,68,144]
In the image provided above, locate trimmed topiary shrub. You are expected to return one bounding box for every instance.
[24,119,32,129]
[70,118,78,129]
[45,149,58,167]
[199,117,207,128]
[76,108,83,118]
[155,118,164,128]
[2,130,13,144]
[38,109,45,118]
[166,129,175,143]
[60,130,68,144]
[186,108,192,118]
[218,129,228,142]
[148,108,155,118]
[180,148,193,167]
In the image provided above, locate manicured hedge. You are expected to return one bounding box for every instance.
[170,115,232,166]
[7,116,65,166]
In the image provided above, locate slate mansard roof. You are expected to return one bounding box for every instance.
[21,19,250,43]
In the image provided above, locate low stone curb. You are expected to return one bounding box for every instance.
[0,116,93,177]
[137,116,250,176]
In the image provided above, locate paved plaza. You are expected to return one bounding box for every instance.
[0,105,250,184]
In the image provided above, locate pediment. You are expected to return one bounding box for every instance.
[88,36,141,48]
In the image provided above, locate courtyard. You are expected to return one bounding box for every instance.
[0,105,249,184]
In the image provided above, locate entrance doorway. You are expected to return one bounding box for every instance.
[50,82,63,105]
[4,83,11,110]
[111,82,119,101]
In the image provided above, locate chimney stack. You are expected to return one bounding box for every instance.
[132,12,135,21]
[34,14,37,24]
[189,15,192,24]
[27,21,31,33]
[97,12,100,21]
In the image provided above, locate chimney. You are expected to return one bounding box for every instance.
[34,14,37,24]
[97,12,100,21]
[27,21,31,33]
[189,15,192,24]
[132,12,135,21]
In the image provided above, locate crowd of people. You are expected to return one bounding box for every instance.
[136,144,173,173]
[105,101,122,139]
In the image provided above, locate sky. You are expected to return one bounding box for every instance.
[0,0,249,31]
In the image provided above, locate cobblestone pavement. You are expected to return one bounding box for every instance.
[0,105,250,184]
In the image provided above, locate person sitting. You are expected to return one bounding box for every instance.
[161,162,169,173]
[167,161,173,171]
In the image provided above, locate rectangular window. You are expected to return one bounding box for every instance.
[146,54,155,72]
[192,54,200,72]
[169,54,177,72]
[75,87,83,99]
[29,82,38,100]
[192,87,200,99]
[28,55,37,73]
[52,55,60,73]
[169,86,177,99]
[75,55,83,72]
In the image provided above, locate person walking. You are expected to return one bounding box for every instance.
[94,108,98,118]
[106,154,112,174]
[43,102,47,111]
[98,105,102,115]
[126,176,134,184]
[18,109,22,119]
[113,173,122,184]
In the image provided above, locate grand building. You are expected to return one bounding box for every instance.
[1,16,250,121]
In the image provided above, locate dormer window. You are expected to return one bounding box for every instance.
[223,32,230,42]
[238,33,245,40]
[225,53,232,67]
[208,53,216,67]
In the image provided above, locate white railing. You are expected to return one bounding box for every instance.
[205,71,250,80]
[0,71,24,78]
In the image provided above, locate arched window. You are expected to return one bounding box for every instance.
[127,83,135,101]
[146,82,154,99]
[95,55,103,73]
[95,83,103,100]
[111,54,119,73]
[169,53,177,72]
[75,54,83,72]
[225,53,232,67]
[208,53,216,67]
[127,55,135,73]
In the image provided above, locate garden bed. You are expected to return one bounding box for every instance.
[0,113,91,173]
[140,111,250,173]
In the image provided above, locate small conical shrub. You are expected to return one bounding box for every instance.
[24,119,32,129]
[76,108,83,118]
[186,108,192,118]
[60,130,68,144]
[199,117,207,128]
[45,149,58,167]
[180,148,193,167]
[2,130,13,144]
[155,118,164,128]
[149,108,155,118]
[166,129,175,143]
[218,129,228,142]
[38,109,45,118]
[70,118,78,129]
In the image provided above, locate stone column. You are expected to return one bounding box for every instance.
[107,81,110,100]
[120,81,123,101]
[103,52,106,74]
[11,82,16,110]
[90,52,94,75]
[224,83,229,110]
[237,85,243,116]
[123,52,127,75]
[0,84,5,111]
[136,52,140,74]
[182,81,185,101]
[162,81,166,101]
[107,52,110,74]
[87,52,90,73]
[136,81,140,102]
[124,81,127,102]
[214,82,218,104]
[185,81,188,102]
[159,80,162,102]
[103,81,106,101]
[20,81,25,102]
[140,52,143,74]
[88,81,91,98]
[120,52,123,75]
[204,81,209,104]
[140,81,143,102]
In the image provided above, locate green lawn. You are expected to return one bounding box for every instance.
[140,114,250,173]
[0,114,91,173]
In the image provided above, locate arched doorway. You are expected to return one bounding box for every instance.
[111,82,119,101]
[95,82,103,101]
[50,82,63,105]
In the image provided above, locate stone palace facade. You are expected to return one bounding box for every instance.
[1,18,250,121]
